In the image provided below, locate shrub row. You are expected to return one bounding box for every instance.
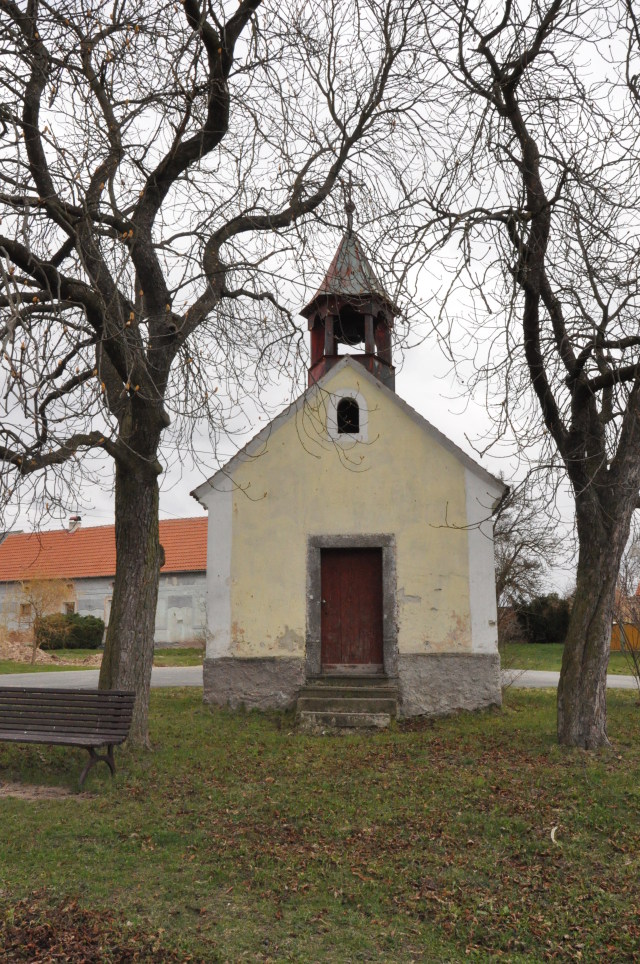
[500,593,573,646]
[35,613,105,650]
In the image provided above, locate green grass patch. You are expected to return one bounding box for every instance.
[0,647,203,675]
[501,641,634,675]
[1,689,639,960]
[151,646,204,667]
[0,659,86,674]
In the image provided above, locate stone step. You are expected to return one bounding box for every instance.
[298,710,392,731]
[307,674,398,689]
[297,695,397,715]
[300,685,397,700]
[296,675,398,731]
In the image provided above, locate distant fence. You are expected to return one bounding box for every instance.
[611,622,640,652]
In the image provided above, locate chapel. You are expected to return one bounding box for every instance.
[192,217,505,726]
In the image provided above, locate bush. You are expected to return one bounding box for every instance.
[36,613,105,650]
[516,592,572,644]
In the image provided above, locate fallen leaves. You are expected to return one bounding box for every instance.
[0,893,202,962]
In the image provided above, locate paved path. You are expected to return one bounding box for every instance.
[502,668,638,690]
[0,665,637,692]
[0,665,203,689]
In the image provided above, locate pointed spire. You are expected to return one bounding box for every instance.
[302,177,395,313]
[301,232,393,313]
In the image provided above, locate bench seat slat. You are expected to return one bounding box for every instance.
[0,701,133,711]
[0,713,132,725]
[0,730,128,746]
[0,698,133,709]
[0,700,133,708]
[0,691,134,700]
[0,704,133,720]
[0,720,129,737]
[0,688,133,696]
[0,727,130,739]
[0,702,133,716]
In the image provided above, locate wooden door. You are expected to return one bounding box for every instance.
[320,548,383,668]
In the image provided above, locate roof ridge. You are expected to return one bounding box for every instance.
[2,516,206,539]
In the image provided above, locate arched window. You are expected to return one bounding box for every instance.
[337,397,359,434]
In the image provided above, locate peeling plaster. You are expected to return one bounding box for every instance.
[230,621,246,654]
[276,625,305,654]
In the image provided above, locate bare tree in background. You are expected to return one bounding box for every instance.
[19,577,76,663]
[0,0,428,743]
[494,484,564,612]
[493,482,565,644]
[419,0,640,746]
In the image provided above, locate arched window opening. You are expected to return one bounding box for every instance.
[337,397,359,434]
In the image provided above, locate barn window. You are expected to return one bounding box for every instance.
[19,603,31,617]
[337,397,359,434]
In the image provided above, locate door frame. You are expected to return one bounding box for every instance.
[306,534,398,678]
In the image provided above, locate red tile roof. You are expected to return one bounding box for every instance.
[0,517,207,582]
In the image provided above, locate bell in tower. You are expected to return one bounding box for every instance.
[301,201,398,390]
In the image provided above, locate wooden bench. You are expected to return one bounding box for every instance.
[0,687,135,788]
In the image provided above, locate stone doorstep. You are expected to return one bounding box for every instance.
[297,695,397,715]
[300,684,397,699]
[297,710,392,731]
[306,674,397,688]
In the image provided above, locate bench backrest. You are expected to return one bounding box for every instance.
[0,688,135,742]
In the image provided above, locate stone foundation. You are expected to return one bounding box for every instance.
[203,652,501,718]
[203,656,305,711]
[397,652,501,717]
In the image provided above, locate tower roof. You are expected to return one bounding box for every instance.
[301,231,395,317]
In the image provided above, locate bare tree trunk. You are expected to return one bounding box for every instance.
[557,506,630,748]
[98,460,163,747]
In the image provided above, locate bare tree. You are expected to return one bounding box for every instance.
[18,576,76,663]
[0,0,429,743]
[494,483,564,612]
[418,0,640,746]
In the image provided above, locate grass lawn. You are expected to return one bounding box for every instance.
[1,689,639,961]
[151,646,204,667]
[0,646,203,675]
[501,641,635,676]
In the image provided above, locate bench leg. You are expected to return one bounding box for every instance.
[79,745,116,789]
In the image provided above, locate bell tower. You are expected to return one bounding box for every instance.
[301,203,398,390]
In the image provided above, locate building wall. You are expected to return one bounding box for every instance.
[201,364,502,671]
[154,572,207,646]
[0,571,206,646]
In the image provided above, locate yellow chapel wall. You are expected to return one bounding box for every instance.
[224,363,491,660]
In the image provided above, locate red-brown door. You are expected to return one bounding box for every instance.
[320,548,383,668]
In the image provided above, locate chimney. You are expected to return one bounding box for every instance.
[68,515,82,533]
